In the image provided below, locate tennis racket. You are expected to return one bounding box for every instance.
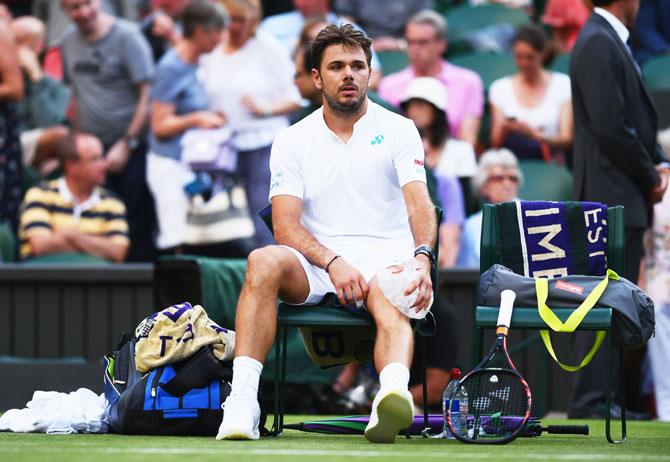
[447,289,532,444]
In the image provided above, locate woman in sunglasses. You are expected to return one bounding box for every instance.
[457,148,523,268]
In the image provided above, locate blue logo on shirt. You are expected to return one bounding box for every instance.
[370,135,385,145]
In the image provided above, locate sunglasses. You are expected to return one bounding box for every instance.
[488,174,519,184]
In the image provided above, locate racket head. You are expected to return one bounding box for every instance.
[447,367,532,444]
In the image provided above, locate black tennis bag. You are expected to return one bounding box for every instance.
[103,334,266,436]
[479,264,655,350]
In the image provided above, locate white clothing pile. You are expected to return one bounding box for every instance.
[0,388,107,434]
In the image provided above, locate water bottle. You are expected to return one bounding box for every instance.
[442,368,462,439]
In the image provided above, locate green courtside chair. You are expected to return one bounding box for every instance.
[270,206,443,436]
[377,50,409,76]
[474,203,627,443]
[445,4,530,57]
[518,160,573,202]
[0,222,16,262]
[549,53,571,75]
[642,54,670,128]
[450,52,517,90]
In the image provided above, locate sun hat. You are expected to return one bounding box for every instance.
[399,77,448,112]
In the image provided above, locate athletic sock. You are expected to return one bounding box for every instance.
[231,356,263,400]
[378,362,410,393]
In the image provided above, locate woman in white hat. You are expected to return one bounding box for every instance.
[400,77,473,268]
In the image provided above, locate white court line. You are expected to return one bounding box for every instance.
[0,446,669,461]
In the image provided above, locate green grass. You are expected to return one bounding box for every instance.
[1,417,669,462]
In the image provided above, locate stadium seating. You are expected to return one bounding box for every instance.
[643,54,670,128]
[518,160,573,201]
[445,4,530,57]
[0,222,16,262]
[377,50,409,76]
[450,52,517,90]
[549,52,571,75]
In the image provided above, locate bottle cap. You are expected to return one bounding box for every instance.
[450,368,461,379]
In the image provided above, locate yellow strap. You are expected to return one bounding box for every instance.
[535,269,618,372]
[540,330,607,372]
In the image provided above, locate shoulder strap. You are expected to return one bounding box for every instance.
[161,346,224,396]
[534,270,617,371]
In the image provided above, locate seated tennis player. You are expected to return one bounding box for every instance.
[216,24,437,443]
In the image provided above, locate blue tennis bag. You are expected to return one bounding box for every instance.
[103,334,264,436]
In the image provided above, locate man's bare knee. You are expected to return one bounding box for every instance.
[245,246,291,286]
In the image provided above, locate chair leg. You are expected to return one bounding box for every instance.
[271,327,282,436]
[474,325,483,367]
[420,335,428,434]
[280,325,288,433]
[605,333,627,443]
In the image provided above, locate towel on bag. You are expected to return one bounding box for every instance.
[495,201,608,278]
[134,302,236,373]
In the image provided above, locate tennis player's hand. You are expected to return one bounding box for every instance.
[327,257,369,307]
[405,255,433,313]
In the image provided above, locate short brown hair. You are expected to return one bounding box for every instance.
[311,23,372,71]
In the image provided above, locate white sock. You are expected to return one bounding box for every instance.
[378,362,410,392]
[231,356,263,400]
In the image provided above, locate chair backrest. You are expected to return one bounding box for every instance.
[445,5,530,57]
[377,50,409,76]
[518,160,573,202]
[449,52,517,90]
[0,222,16,262]
[642,54,670,91]
[549,53,571,75]
[479,202,625,276]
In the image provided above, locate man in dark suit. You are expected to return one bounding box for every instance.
[569,0,669,419]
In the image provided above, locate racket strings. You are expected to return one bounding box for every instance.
[453,370,529,441]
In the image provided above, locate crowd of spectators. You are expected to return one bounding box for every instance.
[0,0,669,418]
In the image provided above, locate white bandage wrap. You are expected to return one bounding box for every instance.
[377,260,433,319]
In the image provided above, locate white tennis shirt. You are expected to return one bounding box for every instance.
[269,101,427,268]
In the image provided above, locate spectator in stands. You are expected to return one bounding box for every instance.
[468,0,531,9]
[200,0,302,248]
[633,0,670,64]
[18,132,129,262]
[0,14,24,235]
[332,0,434,51]
[59,0,156,262]
[489,24,573,163]
[259,0,382,89]
[148,0,228,253]
[378,10,484,147]
[292,42,322,122]
[541,0,591,53]
[11,16,71,177]
[141,0,191,62]
[399,77,469,268]
[457,148,522,268]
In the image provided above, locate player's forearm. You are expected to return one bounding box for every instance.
[273,221,337,270]
[408,197,437,249]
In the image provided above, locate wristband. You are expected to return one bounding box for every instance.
[414,245,435,266]
[325,255,341,273]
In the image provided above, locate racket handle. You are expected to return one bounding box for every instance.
[497,289,516,329]
[545,425,589,435]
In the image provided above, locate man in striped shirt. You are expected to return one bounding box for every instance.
[18,132,129,262]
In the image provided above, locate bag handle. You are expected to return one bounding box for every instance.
[535,269,618,372]
[161,346,224,396]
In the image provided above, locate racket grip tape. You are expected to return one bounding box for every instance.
[545,425,589,435]
[496,289,516,329]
